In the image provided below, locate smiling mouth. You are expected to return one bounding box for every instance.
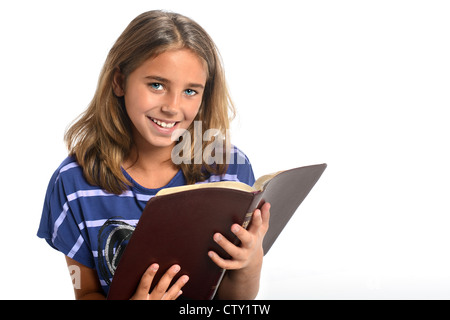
[149,117,178,129]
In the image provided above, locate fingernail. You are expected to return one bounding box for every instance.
[232,225,240,233]
[208,251,214,258]
[182,275,189,284]
[214,233,222,242]
[151,264,159,271]
[173,265,180,273]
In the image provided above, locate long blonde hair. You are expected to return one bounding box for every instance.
[65,10,234,194]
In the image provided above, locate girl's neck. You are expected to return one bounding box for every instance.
[123,141,179,189]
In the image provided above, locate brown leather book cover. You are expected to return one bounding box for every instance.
[107,163,326,300]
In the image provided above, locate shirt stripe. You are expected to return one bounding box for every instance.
[52,190,142,244]
[198,173,240,183]
[67,235,84,258]
[79,219,140,230]
[55,162,79,183]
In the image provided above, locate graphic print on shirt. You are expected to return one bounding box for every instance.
[97,217,135,285]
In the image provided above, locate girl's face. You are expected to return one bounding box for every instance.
[115,48,207,150]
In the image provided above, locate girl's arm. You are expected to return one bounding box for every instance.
[65,256,106,300]
[64,256,189,300]
[209,203,271,300]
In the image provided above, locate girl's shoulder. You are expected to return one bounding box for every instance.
[52,155,82,178]
[232,145,252,160]
[227,145,253,170]
[46,156,89,193]
[52,156,87,183]
[202,145,256,186]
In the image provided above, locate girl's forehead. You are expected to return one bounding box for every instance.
[134,48,208,82]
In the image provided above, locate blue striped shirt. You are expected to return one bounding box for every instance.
[37,146,255,295]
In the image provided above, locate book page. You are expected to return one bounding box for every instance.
[155,180,256,196]
[252,171,283,191]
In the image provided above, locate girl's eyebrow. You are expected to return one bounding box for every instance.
[145,75,169,83]
[145,75,205,89]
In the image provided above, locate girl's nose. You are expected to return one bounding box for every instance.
[161,104,178,115]
[161,92,180,114]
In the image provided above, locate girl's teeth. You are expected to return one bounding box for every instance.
[151,118,176,128]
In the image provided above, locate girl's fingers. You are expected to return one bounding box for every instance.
[259,202,271,232]
[149,264,182,299]
[131,263,159,299]
[161,274,189,300]
[247,203,270,235]
[132,264,189,300]
[209,203,271,271]
[213,225,251,259]
[247,209,262,233]
[208,250,241,270]
[236,203,271,246]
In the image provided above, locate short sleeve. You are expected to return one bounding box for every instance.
[37,162,95,269]
[229,146,256,186]
[196,146,256,186]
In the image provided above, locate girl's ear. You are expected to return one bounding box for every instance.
[112,68,125,97]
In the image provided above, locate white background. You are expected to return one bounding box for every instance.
[1,0,449,299]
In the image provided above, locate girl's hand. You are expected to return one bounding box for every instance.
[130,264,189,300]
[208,202,271,271]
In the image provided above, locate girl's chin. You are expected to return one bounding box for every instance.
[146,137,177,149]
[132,131,176,150]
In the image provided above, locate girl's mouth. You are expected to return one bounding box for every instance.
[149,117,178,129]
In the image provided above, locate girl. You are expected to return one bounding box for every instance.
[38,10,270,300]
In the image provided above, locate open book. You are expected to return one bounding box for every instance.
[107,163,327,300]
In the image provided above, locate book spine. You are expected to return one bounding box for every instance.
[241,211,253,229]
[237,192,265,235]
[244,191,265,228]
[209,269,226,299]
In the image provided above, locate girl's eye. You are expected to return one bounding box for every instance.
[184,89,197,96]
[149,83,163,90]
